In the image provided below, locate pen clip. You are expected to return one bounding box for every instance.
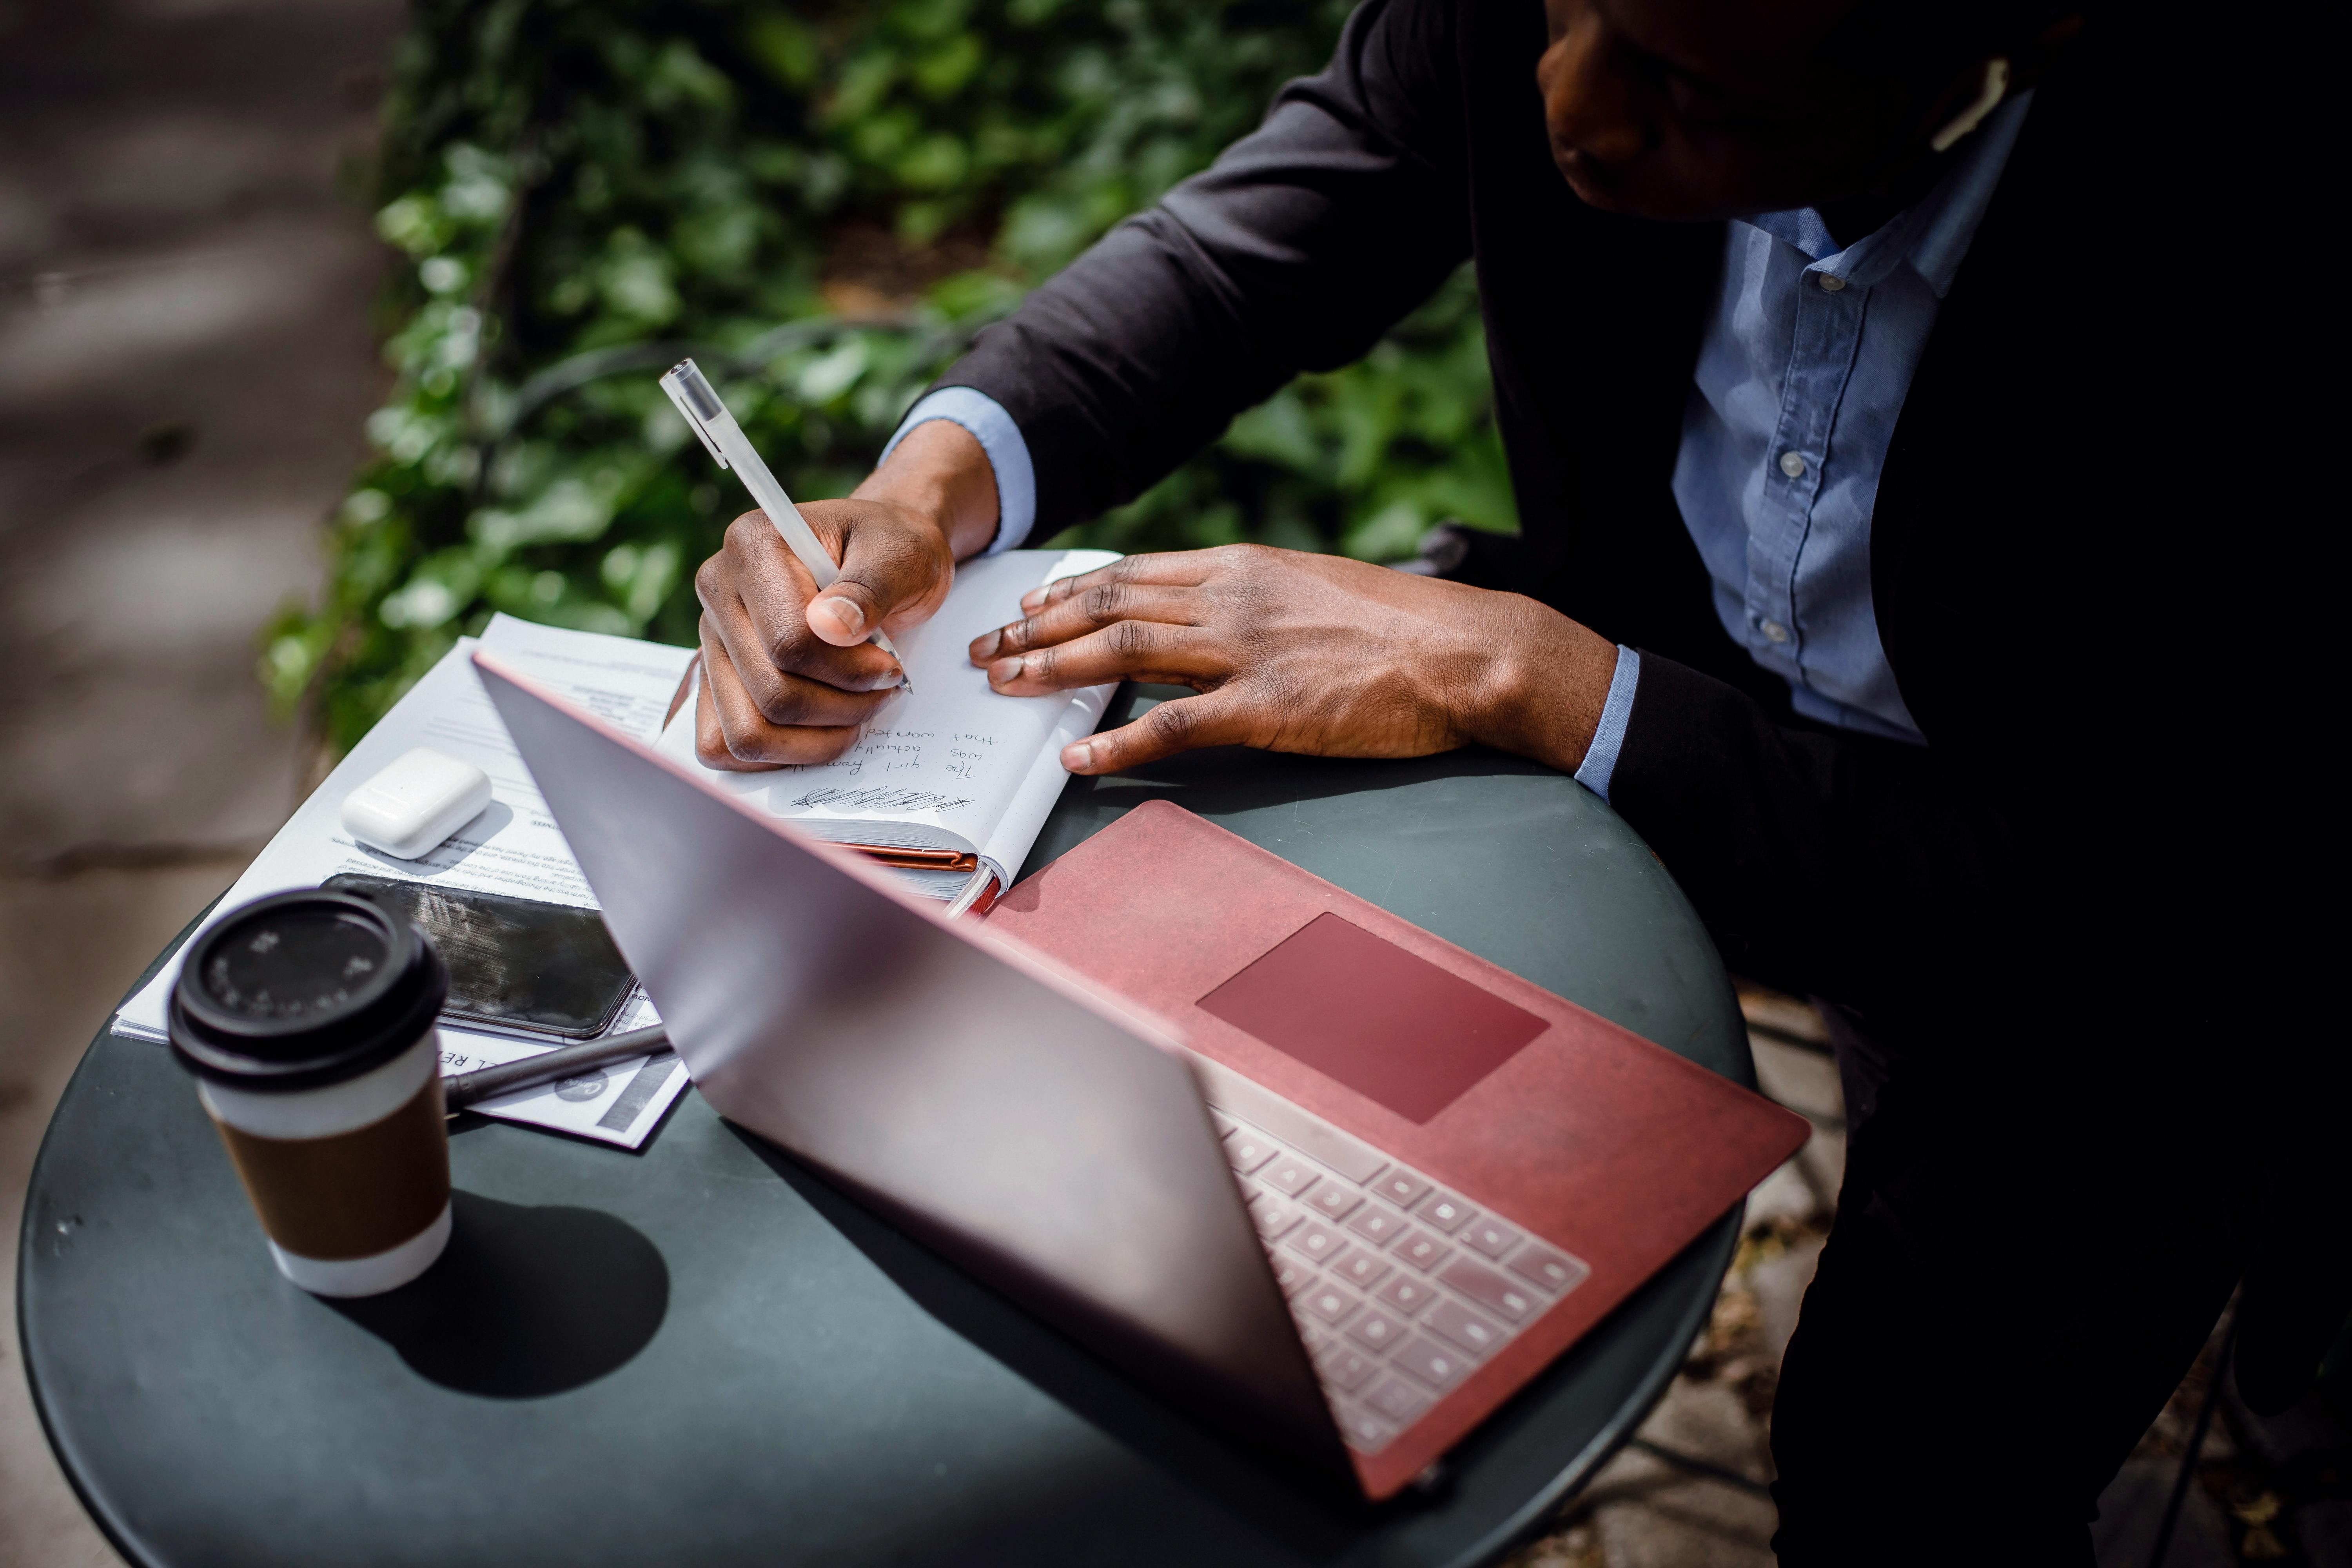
[660,359,731,471]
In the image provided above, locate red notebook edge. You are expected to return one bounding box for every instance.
[985,799,1810,1500]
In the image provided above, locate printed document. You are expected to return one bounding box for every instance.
[113,615,697,1149]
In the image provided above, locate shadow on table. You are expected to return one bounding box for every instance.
[733,1125,1428,1558]
[1068,686,1554,802]
[326,1190,668,1397]
[1071,742,1548,811]
[1021,689,1573,894]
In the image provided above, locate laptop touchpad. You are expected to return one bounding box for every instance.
[1197,913,1547,1123]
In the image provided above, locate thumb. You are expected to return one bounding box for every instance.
[805,502,951,647]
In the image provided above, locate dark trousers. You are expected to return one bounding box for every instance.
[1764,1004,2244,1567]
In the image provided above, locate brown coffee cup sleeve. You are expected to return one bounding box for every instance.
[212,1080,451,1261]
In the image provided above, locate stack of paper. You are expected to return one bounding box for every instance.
[114,615,699,1149]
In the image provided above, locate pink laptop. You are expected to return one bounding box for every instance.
[478,652,1808,1501]
[980,799,1808,1497]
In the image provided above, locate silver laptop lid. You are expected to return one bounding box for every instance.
[475,652,1347,1487]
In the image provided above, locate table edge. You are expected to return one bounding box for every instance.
[20,786,1748,1568]
[17,897,223,1568]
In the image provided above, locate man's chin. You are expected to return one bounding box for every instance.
[1552,156,1739,223]
[1560,175,1625,214]
[1552,151,1626,212]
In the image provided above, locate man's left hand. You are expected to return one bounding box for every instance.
[965,544,1621,777]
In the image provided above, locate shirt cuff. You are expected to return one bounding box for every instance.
[1572,646,1641,803]
[878,387,1036,556]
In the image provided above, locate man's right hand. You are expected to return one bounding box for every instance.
[690,417,999,769]
[693,501,950,768]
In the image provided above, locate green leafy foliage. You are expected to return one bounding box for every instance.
[270,0,1513,751]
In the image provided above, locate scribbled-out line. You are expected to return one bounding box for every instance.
[793,787,976,813]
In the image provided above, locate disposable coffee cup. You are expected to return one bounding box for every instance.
[169,889,453,1297]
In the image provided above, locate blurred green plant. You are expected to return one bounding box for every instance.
[269,0,1515,752]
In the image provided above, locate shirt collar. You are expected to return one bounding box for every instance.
[1742,90,2034,299]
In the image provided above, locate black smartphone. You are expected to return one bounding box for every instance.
[323,874,637,1039]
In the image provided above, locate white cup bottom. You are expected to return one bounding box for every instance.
[269,1200,452,1297]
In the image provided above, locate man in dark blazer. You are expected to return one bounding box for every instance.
[690,0,2324,1558]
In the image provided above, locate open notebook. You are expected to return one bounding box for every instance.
[656,548,1119,901]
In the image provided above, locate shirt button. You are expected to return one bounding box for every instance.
[1778,450,1806,479]
[1818,273,1847,292]
[1760,620,1789,644]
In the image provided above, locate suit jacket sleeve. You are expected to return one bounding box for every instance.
[1606,653,2040,1028]
[931,0,1472,537]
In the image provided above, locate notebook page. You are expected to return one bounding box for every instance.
[655,548,1117,878]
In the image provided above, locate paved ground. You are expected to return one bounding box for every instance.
[2,3,2344,1565]
[0,0,401,1562]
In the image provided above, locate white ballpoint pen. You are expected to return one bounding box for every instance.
[659,357,910,692]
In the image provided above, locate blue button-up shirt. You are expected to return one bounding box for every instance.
[1574,94,2034,795]
[884,96,2034,795]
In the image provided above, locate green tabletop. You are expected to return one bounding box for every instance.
[18,686,1750,1568]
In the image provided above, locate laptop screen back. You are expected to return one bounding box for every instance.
[471,652,1352,1492]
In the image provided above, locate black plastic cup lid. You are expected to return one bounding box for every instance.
[169,890,448,1092]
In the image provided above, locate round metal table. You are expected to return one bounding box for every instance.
[18,687,1750,1568]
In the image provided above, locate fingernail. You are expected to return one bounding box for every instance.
[1063,742,1093,772]
[815,596,863,637]
[988,655,1024,685]
[971,628,1000,660]
[1020,588,1047,612]
[873,667,904,690]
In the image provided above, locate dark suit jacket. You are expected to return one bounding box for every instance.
[932,0,2329,1436]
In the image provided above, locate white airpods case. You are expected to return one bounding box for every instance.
[340,747,493,860]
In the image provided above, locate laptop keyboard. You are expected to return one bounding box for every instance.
[1203,1095,1590,1455]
